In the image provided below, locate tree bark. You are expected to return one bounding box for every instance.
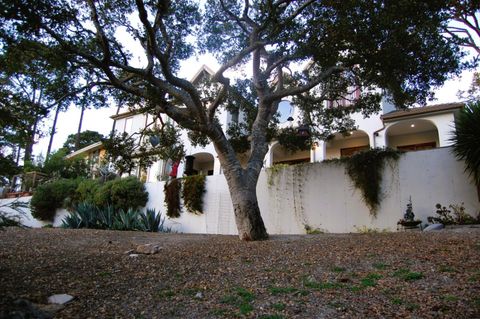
[212,127,269,241]
[230,184,269,241]
[46,105,61,157]
[75,104,85,150]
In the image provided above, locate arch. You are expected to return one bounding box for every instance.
[270,141,310,165]
[187,152,215,176]
[325,130,370,159]
[385,119,439,151]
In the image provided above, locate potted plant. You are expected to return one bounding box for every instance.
[398,197,422,228]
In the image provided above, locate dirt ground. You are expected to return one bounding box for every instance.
[0,227,479,318]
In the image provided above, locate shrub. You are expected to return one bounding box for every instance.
[112,208,142,231]
[94,176,148,211]
[31,178,83,221]
[74,179,101,206]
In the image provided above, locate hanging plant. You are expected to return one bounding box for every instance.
[343,148,401,216]
[277,127,311,153]
[182,175,206,214]
[164,178,181,218]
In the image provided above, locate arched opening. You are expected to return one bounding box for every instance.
[386,119,439,151]
[325,130,370,159]
[271,142,310,165]
[185,152,215,176]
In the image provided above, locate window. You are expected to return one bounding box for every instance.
[340,145,369,157]
[396,142,436,152]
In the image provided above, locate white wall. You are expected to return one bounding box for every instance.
[147,147,478,234]
[0,196,69,228]
[2,147,477,234]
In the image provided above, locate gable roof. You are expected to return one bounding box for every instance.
[65,141,103,159]
[381,102,464,122]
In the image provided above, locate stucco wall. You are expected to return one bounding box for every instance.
[149,147,478,234]
[2,147,477,234]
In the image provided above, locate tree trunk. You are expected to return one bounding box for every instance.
[46,105,61,157]
[75,104,85,150]
[230,183,269,241]
[212,132,269,241]
[24,112,40,163]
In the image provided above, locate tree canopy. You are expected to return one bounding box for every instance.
[62,130,105,154]
[0,0,468,240]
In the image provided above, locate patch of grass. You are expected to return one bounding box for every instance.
[349,285,362,292]
[393,269,424,281]
[239,303,254,315]
[303,279,341,290]
[269,286,297,295]
[156,288,175,299]
[210,308,228,316]
[259,315,284,319]
[442,295,459,302]
[360,273,382,287]
[468,271,480,282]
[220,287,255,315]
[97,271,112,277]
[391,297,403,305]
[272,303,286,311]
[332,266,346,273]
[294,289,310,296]
[438,265,456,273]
[373,262,389,270]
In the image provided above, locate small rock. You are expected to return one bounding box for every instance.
[124,249,134,254]
[135,243,162,255]
[129,254,139,257]
[48,294,74,305]
[423,224,444,232]
[194,292,203,299]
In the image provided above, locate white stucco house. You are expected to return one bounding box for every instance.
[70,65,464,182]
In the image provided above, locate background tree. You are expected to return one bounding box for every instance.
[62,130,105,154]
[2,0,465,240]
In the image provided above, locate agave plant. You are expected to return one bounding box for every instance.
[451,101,480,197]
[113,208,141,231]
[75,202,102,229]
[98,205,115,229]
[61,212,83,229]
[138,208,167,232]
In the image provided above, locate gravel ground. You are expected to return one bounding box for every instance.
[0,227,479,318]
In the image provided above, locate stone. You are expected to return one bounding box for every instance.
[423,224,445,232]
[48,294,74,305]
[129,254,139,257]
[135,244,162,255]
[194,292,203,299]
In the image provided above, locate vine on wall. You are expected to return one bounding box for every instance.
[343,148,401,216]
[164,178,181,218]
[182,175,206,214]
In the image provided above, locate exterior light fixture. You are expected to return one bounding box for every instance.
[287,116,294,122]
[410,124,415,128]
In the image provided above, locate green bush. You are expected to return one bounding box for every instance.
[31,178,83,221]
[94,176,148,211]
[74,178,101,206]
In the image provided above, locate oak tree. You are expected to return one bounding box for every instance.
[1,0,464,240]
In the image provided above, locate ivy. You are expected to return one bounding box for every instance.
[164,178,181,218]
[182,175,206,214]
[277,127,312,153]
[343,148,401,216]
